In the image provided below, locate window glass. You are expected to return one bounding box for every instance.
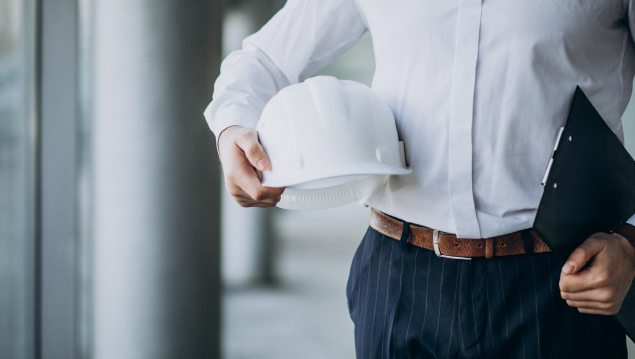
[0,0,36,357]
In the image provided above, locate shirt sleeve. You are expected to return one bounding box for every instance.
[204,0,368,142]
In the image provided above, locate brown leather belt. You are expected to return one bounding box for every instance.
[370,209,550,259]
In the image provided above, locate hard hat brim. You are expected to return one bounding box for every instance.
[260,163,411,188]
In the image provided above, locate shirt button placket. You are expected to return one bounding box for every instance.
[447,0,483,239]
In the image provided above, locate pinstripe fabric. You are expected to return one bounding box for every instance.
[346,227,627,359]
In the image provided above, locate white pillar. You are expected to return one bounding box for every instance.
[220,2,282,287]
[89,0,222,357]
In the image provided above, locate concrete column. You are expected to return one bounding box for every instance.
[221,0,283,288]
[40,0,79,356]
[90,0,222,357]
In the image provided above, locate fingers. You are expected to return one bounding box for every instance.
[218,126,284,207]
[562,236,604,275]
[231,189,282,208]
[564,299,621,315]
[561,278,622,315]
[559,265,605,293]
[576,307,620,315]
[559,233,635,316]
[224,165,284,207]
[234,129,271,171]
[560,287,617,303]
[235,172,284,202]
[562,287,623,314]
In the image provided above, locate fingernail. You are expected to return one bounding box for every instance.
[257,158,270,171]
[563,261,575,274]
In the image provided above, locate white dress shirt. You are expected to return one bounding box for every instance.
[205,0,635,239]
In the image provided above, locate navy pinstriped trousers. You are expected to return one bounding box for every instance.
[346,227,627,359]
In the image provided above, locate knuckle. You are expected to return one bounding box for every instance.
[576,246,589,259]
[595,274,610,287]
[238,128,257,141]
[224,180,240,194]
[236,196,256,207]
[604,305,617,315]
[245,143,262,158]
[589,235,603,243]
[228,188,241,197]
[598,292,612,303]
[559,280,568,292]
[225,172,237,184]
[600,289,615,303]
[237,127,253,136]
[253,191,267,201]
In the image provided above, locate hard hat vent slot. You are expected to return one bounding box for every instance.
[281,187,356,204]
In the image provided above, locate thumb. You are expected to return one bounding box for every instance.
[234,129,271,172]
[562,237,603,274]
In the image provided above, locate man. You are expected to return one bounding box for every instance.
[206,0,635,357]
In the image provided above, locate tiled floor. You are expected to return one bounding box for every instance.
[223,204,371,359]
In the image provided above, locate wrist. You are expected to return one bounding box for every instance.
[611,223,635,248]
[219,125,243,143]
[611,223,635,267]
[217,125,244,158]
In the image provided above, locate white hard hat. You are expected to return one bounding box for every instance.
[257,76,411,210]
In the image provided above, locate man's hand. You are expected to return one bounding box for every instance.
[559,232,635,315]
[218,125,284,207]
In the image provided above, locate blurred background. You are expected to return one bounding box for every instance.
[0,0,634,358]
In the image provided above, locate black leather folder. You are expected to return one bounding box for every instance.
[534,86,635,341]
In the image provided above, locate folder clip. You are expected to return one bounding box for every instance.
[541,127,565,186]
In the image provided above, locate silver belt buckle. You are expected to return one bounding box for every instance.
[433,230,472,260]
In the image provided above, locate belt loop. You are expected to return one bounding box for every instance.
[485,238,494,259]
[400,221,411,252]
[521,229,534,255]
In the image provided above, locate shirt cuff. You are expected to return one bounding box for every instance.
[626,213,635,227]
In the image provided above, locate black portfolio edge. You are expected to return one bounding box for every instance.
[534,86,635,341]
